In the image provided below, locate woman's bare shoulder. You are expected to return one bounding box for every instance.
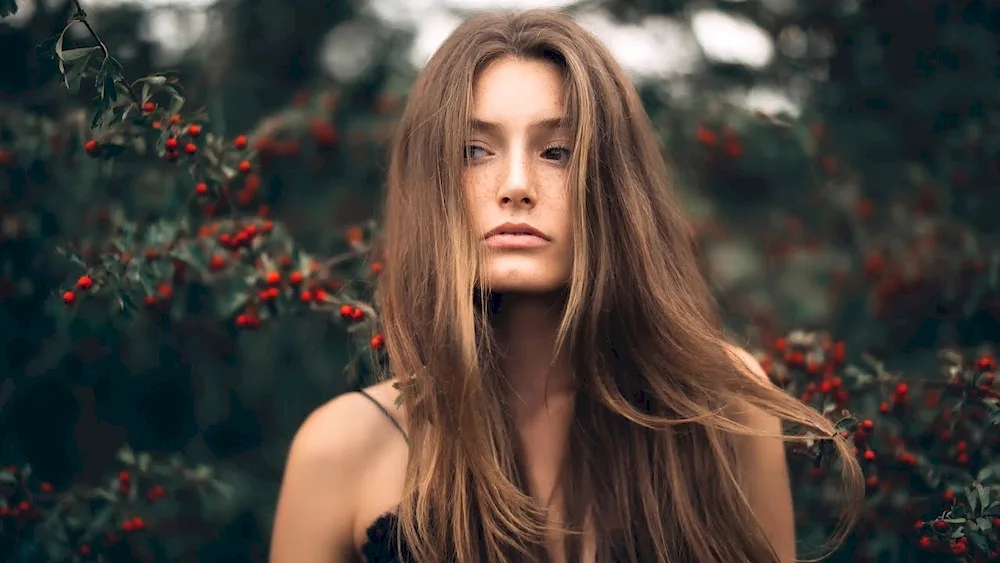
[290,380,405,465]
[271,380,406,561]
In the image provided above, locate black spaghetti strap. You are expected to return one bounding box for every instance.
[357,389,409,445]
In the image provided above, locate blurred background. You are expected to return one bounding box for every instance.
[1,0,999,561]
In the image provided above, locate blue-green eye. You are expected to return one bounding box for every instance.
[464,145,489,161]
[543,147,571,162]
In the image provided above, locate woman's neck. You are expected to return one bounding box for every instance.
[491,292,576,420]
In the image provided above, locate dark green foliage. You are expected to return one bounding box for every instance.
[0,0,998,561]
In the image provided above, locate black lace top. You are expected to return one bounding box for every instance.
[361,512,411,562]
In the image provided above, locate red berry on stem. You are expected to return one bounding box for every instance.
[62,290,76,305]
[184,142,197,155]
[142,102,156,113]
[84,140,101,157]
[187,124,202,137]
[165,137,179,151]
[234,135,248,150]
[238,160,252,174]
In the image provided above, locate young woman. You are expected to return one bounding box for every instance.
[270,9,862,563]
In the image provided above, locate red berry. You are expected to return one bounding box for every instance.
[339,304,353,318]
[78,544,91,556]
[234,135,248,150]
[76,275,93,290]
[977,355,997,371]
[951,541,967,556]
[917,536,932,550]
[62,290,76,305]
[895,382,908,395]
[265,271,280,285]
[879,401,890,413]
[865,475,878,487]
[943,490,955,501]
[371,262,383,275]
[165,137,179,151]
[84,139,101,157]
[861,419,874,431]
[142,102,155,114]
[169,114,181,125]
[157,284,173,300]
[209,255,225,271]
[957,452,969,464]
[40,482,53,493]
[165,150,180,162]
[313,289,328,302]
[863,449,876,462]
[187,124,202,137]
[370,333,385,350]
[118,471,130,483]
[184,142,197,155]
[289,272,304,285]
[351,307,364,321]
[238,160,252,174]
[299,290,313,303]
[147,485,165,501]
[195,182,209,196]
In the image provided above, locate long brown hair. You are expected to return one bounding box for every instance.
[377,8,862,562]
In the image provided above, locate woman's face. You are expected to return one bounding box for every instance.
[465,56,575,294]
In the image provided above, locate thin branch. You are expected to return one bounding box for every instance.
[70,0,140,104]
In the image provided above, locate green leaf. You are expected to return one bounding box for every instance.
[63,53,92,93]
[0,0,18,18]
[59,47,99,62]
[117,447,135,465]
[969,531,989,552]
[977,482,989,511]
[54,21,82,74]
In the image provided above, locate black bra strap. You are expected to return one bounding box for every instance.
[357,389,409,445]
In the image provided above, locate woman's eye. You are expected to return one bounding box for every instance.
[464,145,489,161]
[542,147,571,162]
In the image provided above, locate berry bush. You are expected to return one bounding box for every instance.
[1,0,999,561]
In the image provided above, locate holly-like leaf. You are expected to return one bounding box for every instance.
[0,0,18,18]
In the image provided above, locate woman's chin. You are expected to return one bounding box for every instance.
[484,274,568,294]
